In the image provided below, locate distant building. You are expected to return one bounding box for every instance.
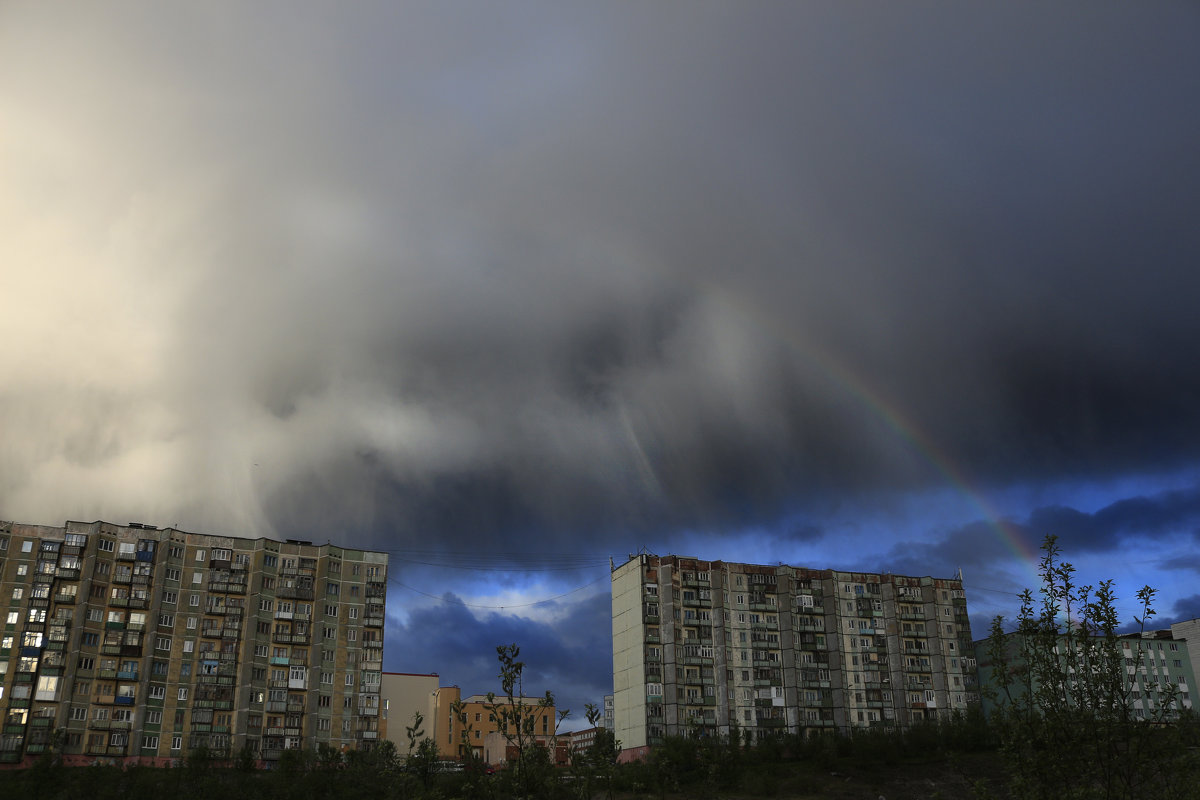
[458,693,558,761]
[379,673,461,758]
[612,554,977,754]
[0,520,386,767]
[569,725,601,752]
[975,628,1196,719]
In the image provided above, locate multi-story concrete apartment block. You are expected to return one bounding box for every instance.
[975,629,1196,720]
[0,520,387,767]
[1169,619,1200,688]
[612,554,977,751]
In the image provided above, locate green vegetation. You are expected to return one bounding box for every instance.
[984,535,1200,800]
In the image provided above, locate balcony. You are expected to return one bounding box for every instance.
[279,586,314,601]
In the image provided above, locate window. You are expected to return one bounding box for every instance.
[195,550,206,562]
[348,607,359,620]
[5,612,16,625]
[171,735,182,751]
[166,568,180,581]
[183,640,194,653]
[11,588,22,601]
[326,582,339,597]
[70,707,87,721]
[347,630,357,642]
[142,735,159,750]
[82,632,99,646]
[78,657,94,670]
[261,577,275,590]
[162,591,177,605]
[345,673,354,686]
[178,688,189,700]
[192,572,203,584]
[189,594,200,607]
[149,685,166,699]
[22,540,35,552]
[263,554,277,567]
[155,637,171,650]
[321,672,333,685]
[260,599,274,612]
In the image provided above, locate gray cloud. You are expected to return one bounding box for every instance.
[3,3,1200,555]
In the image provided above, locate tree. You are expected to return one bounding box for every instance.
[985,535,1200,800]
[486,643,564,799]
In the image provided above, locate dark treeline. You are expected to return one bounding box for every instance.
[2,709,1198,800]
[0,710,1001,800]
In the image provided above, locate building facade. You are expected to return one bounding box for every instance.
[458,694,558,760]
[0,520,387,766]
[1169,618,1200,688]
[380,672,462,758]
[975,629,1196,720]
[612,554,977,750]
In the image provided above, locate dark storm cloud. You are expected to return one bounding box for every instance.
[386,592,613,720]
[4,2,1200,553]
[1163,595,1200,627]
[879,483,1200,586]
[1160,556,1200,575]
[875,520,1015,581]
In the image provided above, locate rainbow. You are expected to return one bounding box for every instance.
[696,277,1043,583]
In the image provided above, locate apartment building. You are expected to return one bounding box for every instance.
[1169,618,1200,685]
[0,520,387,767]
[612,554,977,751]
[975,629,1196,719]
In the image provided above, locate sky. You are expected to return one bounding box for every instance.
[3,2,1200,728]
